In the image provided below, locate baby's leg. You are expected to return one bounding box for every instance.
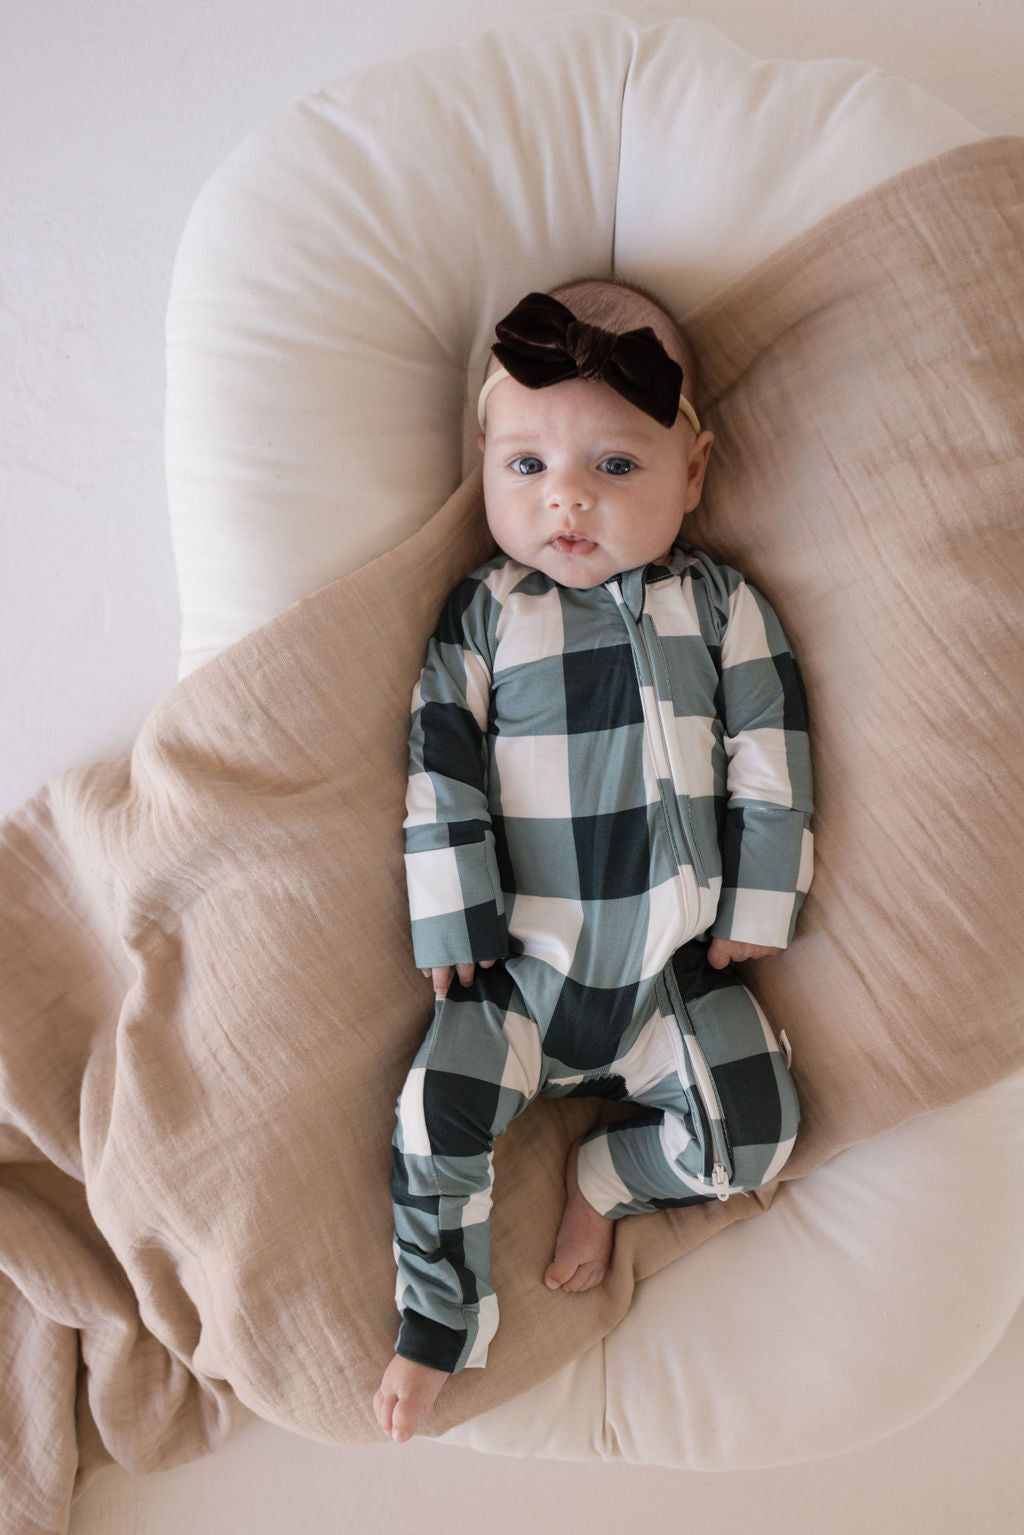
[378,967,542,1436]
[573,952,799,1214]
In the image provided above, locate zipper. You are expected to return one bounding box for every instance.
[608,580,709,891]
[663,967,734,1201]
[610,578,731,1200]
[685,1029,733,1200]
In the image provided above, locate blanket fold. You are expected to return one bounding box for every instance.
[3,136,1024,1533]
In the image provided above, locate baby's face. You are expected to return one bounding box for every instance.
[478,374,712,589]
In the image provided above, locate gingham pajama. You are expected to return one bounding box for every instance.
[392,544,813,1373]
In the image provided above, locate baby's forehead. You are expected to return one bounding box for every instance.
[484,376,670,444]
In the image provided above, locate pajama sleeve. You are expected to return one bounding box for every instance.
[709,576,814,950]
[404,575,509,969]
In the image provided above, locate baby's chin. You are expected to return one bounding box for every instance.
[540,561,620,589]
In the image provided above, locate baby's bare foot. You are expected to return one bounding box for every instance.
[544,1140,615,1293]
[373,1355,450,1443]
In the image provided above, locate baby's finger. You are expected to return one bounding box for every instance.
[431,966,451,998]
[706,939,731,969]
[455,963,476,988]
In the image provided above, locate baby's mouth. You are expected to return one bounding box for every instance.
[550,532,598,556]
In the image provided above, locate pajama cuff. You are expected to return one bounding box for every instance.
[396,1308,467,1374]
[396,1295,499,1374]
[710,885,806,950]
[575,1132,629,1219]
[409,901,509,970]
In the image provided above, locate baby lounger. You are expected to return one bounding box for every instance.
[165,14,1024,1468]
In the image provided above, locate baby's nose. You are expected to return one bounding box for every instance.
[546,472,593,510]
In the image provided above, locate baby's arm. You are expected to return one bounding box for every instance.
[711,574,814,952]
[404,575,509,979]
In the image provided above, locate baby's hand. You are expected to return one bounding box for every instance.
[707,938,782,970]
[421,960,496,999]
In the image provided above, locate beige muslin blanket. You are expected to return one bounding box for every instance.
[2,138,1023,1534]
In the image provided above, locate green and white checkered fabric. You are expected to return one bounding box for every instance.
[390,545,813,1374]
[404,542,813,1025]
[390,938,800,1374]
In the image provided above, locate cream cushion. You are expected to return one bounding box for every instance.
[166,12,981,676]
[163,12,1020,1468]
[446,1071,1024,1465]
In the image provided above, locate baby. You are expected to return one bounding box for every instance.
[374,279,813,1442]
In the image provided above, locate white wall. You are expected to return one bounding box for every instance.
[3,0,1024,815]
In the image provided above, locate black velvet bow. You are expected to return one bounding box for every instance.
[492,292,684,428]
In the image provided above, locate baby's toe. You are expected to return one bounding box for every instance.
[563,1260,606,1293]
[373,1386,396,1436]
[390,1401,416,1444]
[544,1255,576,1289]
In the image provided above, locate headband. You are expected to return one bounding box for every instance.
[476,291,701,434]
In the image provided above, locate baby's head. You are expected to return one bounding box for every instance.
[476,278,713,588]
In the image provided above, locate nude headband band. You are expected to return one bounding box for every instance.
[477,365,702,434]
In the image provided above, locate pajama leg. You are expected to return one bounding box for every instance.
[576,939,799,1217]
[389,966,542,1374]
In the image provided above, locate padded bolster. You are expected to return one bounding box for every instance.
[165,11,978,676]
[615,22,983,312]
[444,1068,1024,1466]
[166,17,628,671]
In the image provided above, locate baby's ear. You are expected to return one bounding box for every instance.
[684,430,715,512]
[476,432,486,455]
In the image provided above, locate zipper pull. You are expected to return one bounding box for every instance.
[712,1163,731,1202]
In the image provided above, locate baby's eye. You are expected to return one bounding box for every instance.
[509,455,545,476]
[599,456,636,476]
